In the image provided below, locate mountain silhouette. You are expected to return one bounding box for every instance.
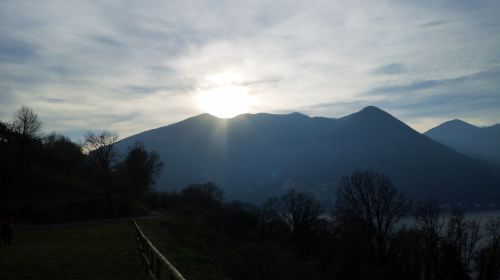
[116,107,500,205]
[425,119,500,166]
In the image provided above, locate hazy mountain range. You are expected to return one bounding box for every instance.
[425,119,500,167]
[116,106,500,205]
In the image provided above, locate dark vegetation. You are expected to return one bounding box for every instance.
[148,176,500,280]
[0,106,163,223]
[0,222,147,280]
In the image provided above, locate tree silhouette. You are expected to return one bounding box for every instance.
[414,200,444,280]
[334,170,410,263]
[475,218,500,280]
[260,189,322,257]
[445,209,481,273]
[119,142,163,201]
[11,105,41,141]
[1,106,42,212]
[279,189,323,243]
[180,182,224,209]
[83,130,119,202]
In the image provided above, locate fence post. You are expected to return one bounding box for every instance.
[130,219,186,280]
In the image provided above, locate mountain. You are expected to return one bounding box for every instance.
[425,120,500,166]
[116,106,500,205]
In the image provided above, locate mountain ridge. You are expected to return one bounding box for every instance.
[425,119,500,166]
[116,106,500,205]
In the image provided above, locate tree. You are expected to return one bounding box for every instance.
[180,182,224,209]
[414,200,444,280]
[278,189,323,242]
[445,209,481,273]
[475,218,500,280]
[10,106,42,167]
[334,170,410,263]
[258,197,288,240]
[119,142,163,200]
[0,121,16,211]
[44,133,83,175]
[260,189,323,257]
[0,121,15,144]
[1,107,42,212]
[83,130,119,201]
[11,105,41,143]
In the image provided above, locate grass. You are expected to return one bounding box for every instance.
[0,221,148,280]
[137,213,333,280]
[138,215,230,280]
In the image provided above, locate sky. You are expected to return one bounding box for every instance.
[1,0,499,141]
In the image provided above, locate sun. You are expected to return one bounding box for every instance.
[197,85,250,118]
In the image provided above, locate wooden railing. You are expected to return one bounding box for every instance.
[130,220,186,280]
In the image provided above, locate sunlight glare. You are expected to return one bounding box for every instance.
[197,85,250,118]
[205,72,243,86]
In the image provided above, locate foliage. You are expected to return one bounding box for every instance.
[0,106,162,223]
[117,142,163,202]
[148,173,498,280]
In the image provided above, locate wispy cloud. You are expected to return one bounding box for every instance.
[0,0,499,140]
[371,63,407,75]
[417,20,454,28]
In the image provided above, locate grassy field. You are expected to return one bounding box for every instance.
[137,214,332,280]
[0,221,148,280]
[138,215,230,280]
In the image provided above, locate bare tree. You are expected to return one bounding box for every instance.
[278,189,323,242]
[446,210,482,272]
[260,189,322,245]
[180,182,224,209]
[258,197,286,239]
[334,170,410,262]
[415,200,444,239]
[83,130,119,201]
[414,200,444,280]
[475,218,500,280]
[11,106,41,141]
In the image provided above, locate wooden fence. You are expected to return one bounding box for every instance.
[130,220,186,280]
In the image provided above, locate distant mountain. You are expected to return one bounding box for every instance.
[116,106,500,205]
[425,120,500,166]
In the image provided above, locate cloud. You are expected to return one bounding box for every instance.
[301,66,500,130]
[39,97,67,104]
[368,77,462,94]
[0,39,36,63]
[417,20,456,28]
[0,0,499,140]
[366,68,500,95]
[371,63,407,75]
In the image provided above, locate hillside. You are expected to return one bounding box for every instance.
[425,120,500,166]
[116,107,500,205]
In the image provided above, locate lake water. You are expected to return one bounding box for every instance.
[400,209,500,228]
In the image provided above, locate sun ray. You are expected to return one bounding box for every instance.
[197,84,250,118]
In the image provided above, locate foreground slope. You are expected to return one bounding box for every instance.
[425,120,500,166]
[0,222,147,280]
[117,107,500,204]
